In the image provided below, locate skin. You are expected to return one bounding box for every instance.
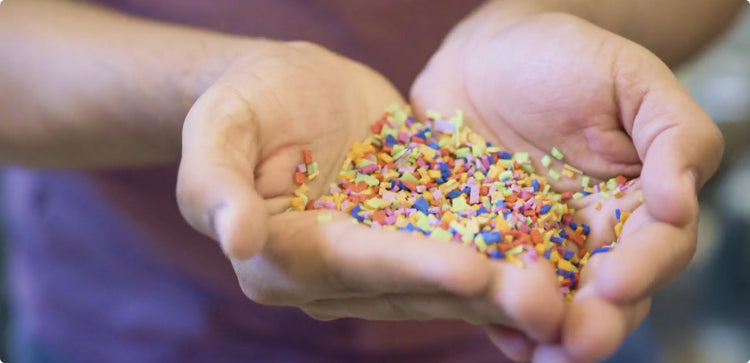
[0,0,742,362]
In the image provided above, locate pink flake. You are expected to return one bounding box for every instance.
[398,132,409,143]
[433,119,455,133]
[469,186,480,204]
[360,164,379,174]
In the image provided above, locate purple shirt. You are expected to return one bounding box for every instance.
[2,1,510,362]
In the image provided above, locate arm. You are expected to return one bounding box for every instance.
[0,0,264,166]
[463,0,746,67]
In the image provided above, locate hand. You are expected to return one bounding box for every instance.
[176,41,564,339]
[411,12,723,362]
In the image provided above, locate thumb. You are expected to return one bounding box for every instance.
[177,83,269,260]
[619,59,723,226]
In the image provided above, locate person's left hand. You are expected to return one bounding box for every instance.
[411,11,723,363]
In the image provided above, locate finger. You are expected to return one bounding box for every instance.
[303,258,559,335]
[178,84,268,260]
[619,60,723,226]
[562,287,651,362]
[485,325,536,362]
[255,211,564,340]
[532,345,577,363]
[569,182,643,251]
[303,293,514,325]
[587,207,697,302]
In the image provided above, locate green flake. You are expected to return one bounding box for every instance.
[438,138,452,148]
[521,163,536,174]
[306,162,319,175]
[390,144,405,158]
[451,195,468,212]
[473,171,486,181]
[455,148,470,158]
[499,170,513,181]
[450,221,467,235]
[486,146,501,153]
[416,212,432,231]
[392,109,408,127]
[548,170,561,181]
[573,192,585,200]
[429,228,453,241]
[426,110,443,120]
[356,158,375,168]
[606,178,618,191]
[551,147,565,160]
[543,184,551,194]
[512,152,530,163]
[496,159,513,168]
[506,244,524,256]
[474,234,488,252]
[317,213,333,223]
[385,103,401,114]
[400,172,419,184]
[356,173,380,186]
[541,155,552,168]
[599,191,610,199]
[471,143,486,157]
[581,175,590,188]
[365,198,383,209]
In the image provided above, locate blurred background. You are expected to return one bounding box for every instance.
[649,6,750,363]
[1,8,750,363]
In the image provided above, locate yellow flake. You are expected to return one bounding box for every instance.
[505,255,524,268]
[614,222,623,237]
[293,184,310,197]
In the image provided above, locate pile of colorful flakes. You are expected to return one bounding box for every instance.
[289,105,635,300]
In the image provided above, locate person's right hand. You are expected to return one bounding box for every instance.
[175,41,564,342]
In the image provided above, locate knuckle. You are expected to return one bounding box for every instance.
[240,283,276,306]
[301,308,338,322]
[238,276,284,306]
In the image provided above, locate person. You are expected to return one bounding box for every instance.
[0,0,741,362]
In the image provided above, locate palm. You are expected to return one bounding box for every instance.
[179,42,568,335]
[413,14,651,260]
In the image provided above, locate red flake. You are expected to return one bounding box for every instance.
[372,210,386,224]
[293,172,305,185]
[530,229,542,244]
[568,232,585,248]
[561,191,574,201]
[303,150,313,164]
[615,175,628,185]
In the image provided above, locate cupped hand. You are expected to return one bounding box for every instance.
[176,41,564,340]
[411,12,723,362]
